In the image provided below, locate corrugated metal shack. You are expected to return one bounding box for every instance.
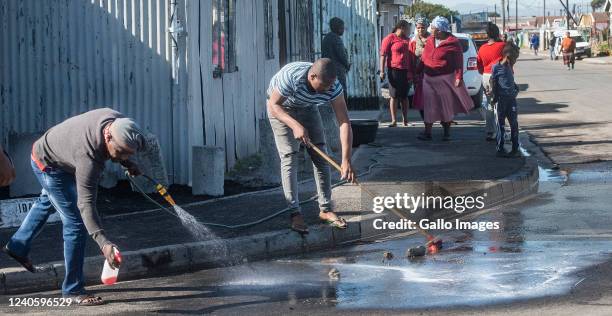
[0,0,383,196]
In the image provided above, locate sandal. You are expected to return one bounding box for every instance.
[290,213,309,235]
[320,214,347,229]
[388,121,397,127]
[69,294,105,306]
[3,245,35,273]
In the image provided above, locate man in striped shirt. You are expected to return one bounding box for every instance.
[267,58,355,234]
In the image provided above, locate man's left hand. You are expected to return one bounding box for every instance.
[455,78,462,87]
[126,165,142,177]
[341,160,356,183]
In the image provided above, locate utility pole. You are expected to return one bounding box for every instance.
[502,0,506,33]
[515,0,518,31]
[566,0,570,29]
[495,3,498,24]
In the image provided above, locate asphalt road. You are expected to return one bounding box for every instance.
[516,53,612,165]
[2,53,611,316]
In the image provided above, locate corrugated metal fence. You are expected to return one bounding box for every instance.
[0,0,189,184]
[312,0,379,105]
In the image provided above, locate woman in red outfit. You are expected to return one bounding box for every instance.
[409,18,430,121]
[477,23,505,141]
[380,20,414,127]
[417,16,473,141]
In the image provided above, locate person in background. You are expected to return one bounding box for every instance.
[549,35,557,60]
[531,33,540,56]
[561,31,576,70]
[3,108,145,306]
[409,17,430,121]
[267,58,355,234]
[417,16,473,141]
[477,23,506,142]
[489,43,521,158]
[0,145,16,187]
[380,20,414,127]
[322,17,350,102]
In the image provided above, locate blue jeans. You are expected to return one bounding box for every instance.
[7,159,87,296]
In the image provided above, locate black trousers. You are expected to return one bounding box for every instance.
[496,96,519,152]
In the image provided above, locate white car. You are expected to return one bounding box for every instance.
[408,33,483,108]
[455,33,484,108]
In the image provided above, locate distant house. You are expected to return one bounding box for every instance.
[378,0,413,41]
[579,12,610,32]
[533,16,567,30]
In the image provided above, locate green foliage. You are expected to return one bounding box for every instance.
[488,12,501,18]
[407,1,459,21]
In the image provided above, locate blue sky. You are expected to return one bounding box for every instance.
[426,0,595,17]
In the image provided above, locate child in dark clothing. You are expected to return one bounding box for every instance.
[489,43,521,158]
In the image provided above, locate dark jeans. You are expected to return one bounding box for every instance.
[7,160,88,296]
[496,96,519,152]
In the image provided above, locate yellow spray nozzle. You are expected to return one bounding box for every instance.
[156,184,176,206]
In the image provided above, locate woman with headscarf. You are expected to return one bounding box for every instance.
[417,16,473,141]
[409,17,430,120]
[380,20,414,127]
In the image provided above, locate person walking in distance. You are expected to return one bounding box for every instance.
[561,32,576,70]
[549,35,557,60]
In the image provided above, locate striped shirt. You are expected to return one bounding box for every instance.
[267,62,343,108]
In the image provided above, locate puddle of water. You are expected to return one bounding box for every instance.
[519,146,568,183]
[539,167,567,183]
[567,170,612,184]
[218,237,611,310]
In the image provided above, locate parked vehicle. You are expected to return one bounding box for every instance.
[455,33,484,108]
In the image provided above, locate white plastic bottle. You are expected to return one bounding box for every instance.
[101,247,122,285]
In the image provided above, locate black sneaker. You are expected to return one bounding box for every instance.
[505,150,522,158]
[496,149,509,157]
[2,245,35,273]
[417,132,432,141]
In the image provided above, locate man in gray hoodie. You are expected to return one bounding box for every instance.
[3,108,145,305]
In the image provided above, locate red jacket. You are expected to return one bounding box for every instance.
[477,41,505,74]
[419,35,464,81]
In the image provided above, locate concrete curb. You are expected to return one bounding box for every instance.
[581,58,612,65]
[1,157,538,295]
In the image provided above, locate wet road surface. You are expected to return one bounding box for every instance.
[2,159,612,315]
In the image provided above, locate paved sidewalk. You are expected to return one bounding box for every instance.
[0,112,538,294]
[582,56,612,65]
